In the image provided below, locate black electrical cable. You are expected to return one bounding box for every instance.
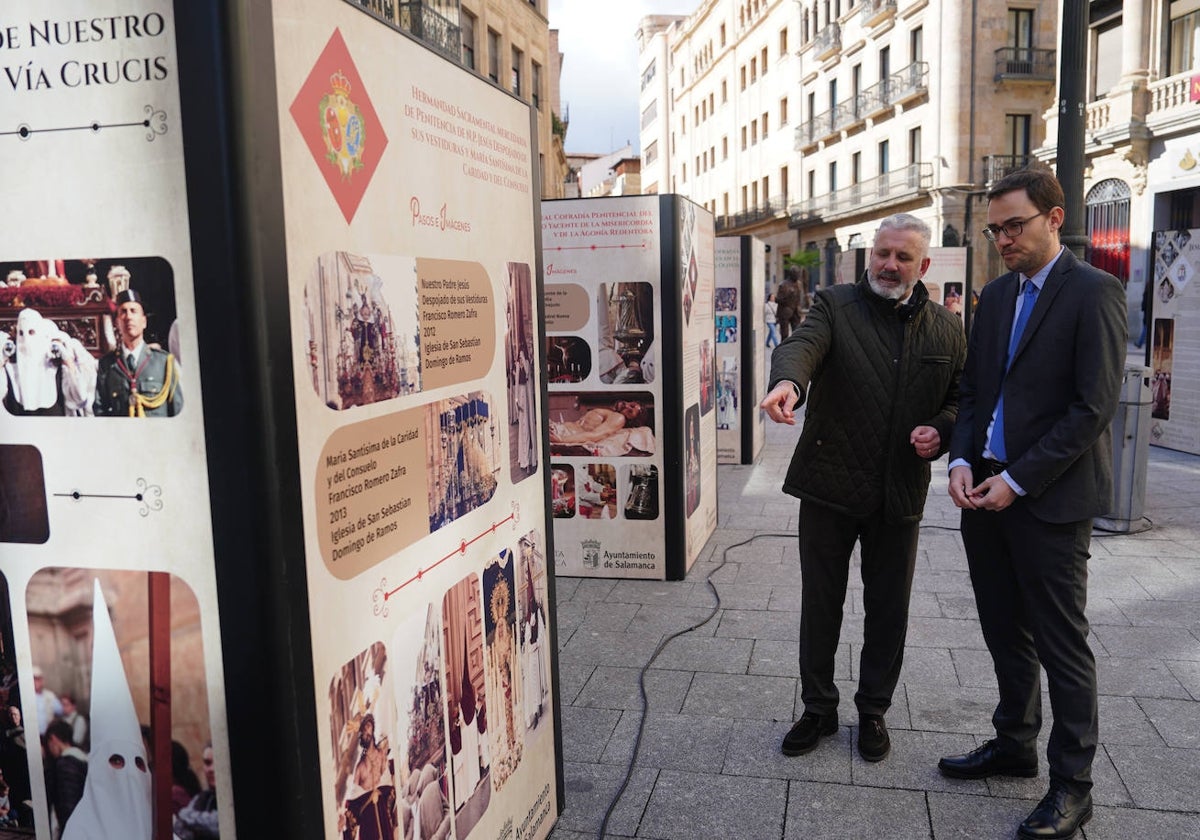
[595,531,793,840]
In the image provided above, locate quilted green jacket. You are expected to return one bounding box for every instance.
[769,277,966,523]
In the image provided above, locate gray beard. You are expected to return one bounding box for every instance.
[866,273,912,301]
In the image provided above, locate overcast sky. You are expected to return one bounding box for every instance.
[548,0,698,155]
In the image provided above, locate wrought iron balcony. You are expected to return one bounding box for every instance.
[860,0,897,28]
[993,47,1056,82]
[860,61,928,116]
[397,1,463,62]
[833,94,868,132]
[715,195,789,232]
[795,107,838,149]
[982,154,1033,185]
[814,22,841,60]
[788,162,932,228]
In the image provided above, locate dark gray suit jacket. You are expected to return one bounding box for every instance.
[949,248,1127,523]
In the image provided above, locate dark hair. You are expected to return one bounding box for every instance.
[45,719,74,746]
[986,165,1065,215]
[172,741,202,797]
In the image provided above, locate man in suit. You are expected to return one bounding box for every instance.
[938,167,1126,840]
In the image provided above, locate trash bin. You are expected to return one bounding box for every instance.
[1095,365,1152,533]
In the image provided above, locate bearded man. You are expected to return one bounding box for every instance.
[1,308,97,416]
[760,213,966,763]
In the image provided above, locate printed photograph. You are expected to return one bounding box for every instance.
[685,404,701,518]
[481,552,522,790]
[698,340,714,416]
[622,464,660,520]
[715,314,738,344]
[545,336,591,384]
[426,392,501,532]
[329,641,396,840]
[714,286,738,312]
[515,531,551,733]
[26,568,217,839]
[577,464,617,520]
[597,282,655,385]
[0,571,33,830]
[548,391,655,458]
[505,262,538,485]
[716,362,739,431]
[550,464,576,519]
[943,282,964,318]
[387,605,450,840]
[0,257,181,418]
[1151,318,1174,421]
[304,251,421,410]
[0,444,48,544]
[441,574,490,837]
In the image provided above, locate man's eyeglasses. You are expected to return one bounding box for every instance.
[982,211,1045,242]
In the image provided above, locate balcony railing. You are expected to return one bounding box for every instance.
[993,47,1056,82]
[397,1,463,62]
[796,63,928,151]
[983,154,1032,185]
[715,196,789,232]
[814,22,841,60]
[788,162,932,227]
[860,0,897,28]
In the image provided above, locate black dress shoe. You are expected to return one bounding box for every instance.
[781,712,837,756]
[857,714,890,762]
[1017,785,1092,839]
[937,738,1038,779]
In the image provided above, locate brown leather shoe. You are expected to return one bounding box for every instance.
[1017,785,1092,839]
[937,738,1038,779]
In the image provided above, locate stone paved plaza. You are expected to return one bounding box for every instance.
[547,406,1200,840]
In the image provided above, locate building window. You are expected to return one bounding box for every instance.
[762,111,769,138]
[722,80,728,102]
[807,168,816,198]
[709,93,714,112]
[641,100,658,129]
[781,164,789,203]
[829,161,838,193]
[511,46,523,96]
[851,151,861,185]
[722,136,729,159]
[878,139,889,175]
[461,11,476,70]
[751,119,758,144]
[752,181,759,207]
[720,23,727,47]
[1005,114,1031,156]
[780,96,789,125]
[740,66,747,90]
[910,25,923,64]
[641,59,656,91]
[683,163,687,182]
[741,185,748,210]
[741,126,748,149]
[1170,1,1200,75]
[909,126,921,163]
[487,29,500,83]
[762,46,769,74]
[751,57,757,83]
[879,45,891,82]
[1093,20,1123,99]
[531,61,541,109]
[645,140,658,165]
[780,26,789,56]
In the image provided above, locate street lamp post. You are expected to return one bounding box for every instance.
[1057,0,1089,258]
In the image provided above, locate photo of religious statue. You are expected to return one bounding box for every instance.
[0,257,179,418]
[387,605,450,840]
[545,336,591,383]
[550,465,575,519]
[328,641,396,840]
[481,552,523,790]
[516,531,551,733]
[1152,318,1174,421]
[715,287,738,312]
[596,282,655,385]
[426,392,501,532]
[505,262,539,485]
[442,575,491,837]
[304,252,421,410]
[685,404,701,517]
[698,340,714,416]
[547,391,655,458]
[577,464,617,520]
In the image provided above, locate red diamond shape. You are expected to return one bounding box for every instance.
[289,28,388,224]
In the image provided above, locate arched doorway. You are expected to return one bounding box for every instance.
[1086,178,1131,284]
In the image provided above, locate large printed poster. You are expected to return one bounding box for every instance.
[715,236,766,465]
[271,3,556,839]
[1149,229,1200,454]
[675,202,718,571]
[541,196,666,578]
[0,2,234,838]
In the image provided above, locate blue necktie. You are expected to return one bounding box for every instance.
[987,279,1039,462]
